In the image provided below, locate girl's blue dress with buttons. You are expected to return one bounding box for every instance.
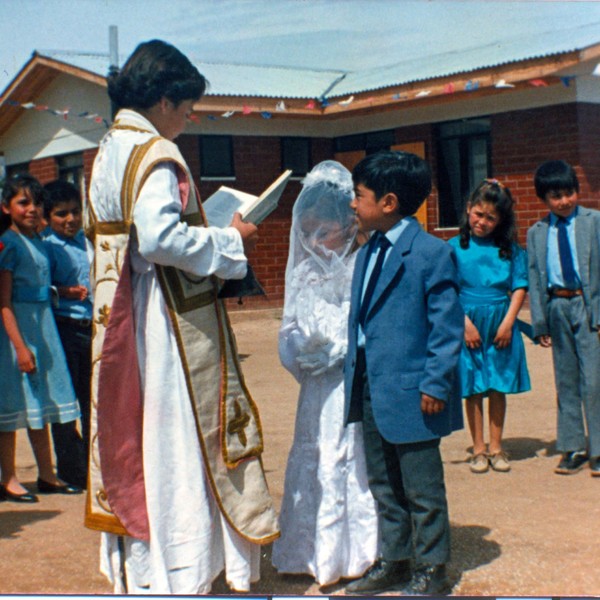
[449,235,531,397]
[0,229,79,431]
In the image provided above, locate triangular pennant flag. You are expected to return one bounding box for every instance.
[261,111,272,119]
[415,90,431,97]
[529,79,548,87]
[276,101,286,112]
[443,83,455,94]
[242,105,252,115]
[21,102,35,109]
[222,111,235,118]
[495,79,515,89]
[305,99,316,109]
[339,95,354,106]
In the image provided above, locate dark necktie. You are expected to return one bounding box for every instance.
[556,217,577,289]
[359,233,392,327]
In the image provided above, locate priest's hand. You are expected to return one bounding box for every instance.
[230,212,259,255]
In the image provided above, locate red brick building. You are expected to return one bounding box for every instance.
[2,34,600,309]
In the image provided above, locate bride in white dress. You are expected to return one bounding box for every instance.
[272,161,378,587]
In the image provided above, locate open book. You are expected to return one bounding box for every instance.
[202,170,292,228]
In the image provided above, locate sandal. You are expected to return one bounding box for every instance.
[489,451,511,472]
[470,453,489,474]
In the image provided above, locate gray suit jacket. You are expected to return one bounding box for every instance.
[527,206,600,338]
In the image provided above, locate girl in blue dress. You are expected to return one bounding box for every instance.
[449,179,531,474]
[0,174,82,502]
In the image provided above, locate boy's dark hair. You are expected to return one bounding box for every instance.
[43,179,81,219]
[1,173,46,234]
[534,160,579,200]
[459,179,516,259]
[352,150,432,216]
[108,39,207,111]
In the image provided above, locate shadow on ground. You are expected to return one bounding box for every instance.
[448,524,501,589]
[450,437,557,464]
[0,509,61,539]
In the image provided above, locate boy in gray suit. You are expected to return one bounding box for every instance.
[344,151,464,595]
[527,160,600,477]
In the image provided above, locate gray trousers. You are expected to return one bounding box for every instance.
[359,364,450,566]
[548,295,600,457]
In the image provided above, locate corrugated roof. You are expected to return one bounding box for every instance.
[332,20,600,97]
[37,14,600,101]
[39,51,346,99]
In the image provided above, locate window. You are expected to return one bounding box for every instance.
[200,135,234,178]
[436,118,491,228]
[58,152,84,187]
[334,129,395,154]
[5,161,29,179]
[281,137,311,176]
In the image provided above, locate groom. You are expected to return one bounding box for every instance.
[344,151,463,595]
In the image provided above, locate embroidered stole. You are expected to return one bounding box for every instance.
[84,133,279,544]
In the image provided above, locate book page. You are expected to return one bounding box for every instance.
[244,169,292,224]
[202,186,258,228]
[201,170,293,228]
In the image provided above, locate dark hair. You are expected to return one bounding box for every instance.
[534,160,579,200]
[108,39,207,110]
[1,173,46,234]
[352,150,432,216]
[43,179,81,219]
[459,179,516,259]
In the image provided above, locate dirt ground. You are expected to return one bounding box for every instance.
[1,308,599,596]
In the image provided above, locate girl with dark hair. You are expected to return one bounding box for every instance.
[87,40,277,594]
[0,175,82,503]
[449,179,531,474]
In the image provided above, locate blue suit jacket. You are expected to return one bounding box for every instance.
[344,219,464,444]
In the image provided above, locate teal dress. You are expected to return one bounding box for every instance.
[448,235,531,397]
[0,229,79,431]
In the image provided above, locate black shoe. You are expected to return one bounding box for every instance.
[345,558,411,594]
[0,484,39,503]
[554,451,588,474]
[37,478,83,495]
[57,472,87,490]
[400,564,451,595]
[590,456,600,477]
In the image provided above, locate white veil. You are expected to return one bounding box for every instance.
[280,160,357,379]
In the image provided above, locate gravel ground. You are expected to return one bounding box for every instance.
[1,308,598,596]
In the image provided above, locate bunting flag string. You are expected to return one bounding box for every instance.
[4,71,559,126]
[0,98,110,128]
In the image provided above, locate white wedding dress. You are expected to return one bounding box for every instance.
[272,161,378,586]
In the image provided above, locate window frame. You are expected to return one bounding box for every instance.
[199,135,235,180]
[435,118,492,229]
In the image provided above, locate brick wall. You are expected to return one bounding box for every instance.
[178,134,330,309]
[24,102,600,310]
[492,102,600,245]
[83,148,98,190]
[28,157,57,184]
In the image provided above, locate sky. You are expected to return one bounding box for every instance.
[1,0,600,93]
